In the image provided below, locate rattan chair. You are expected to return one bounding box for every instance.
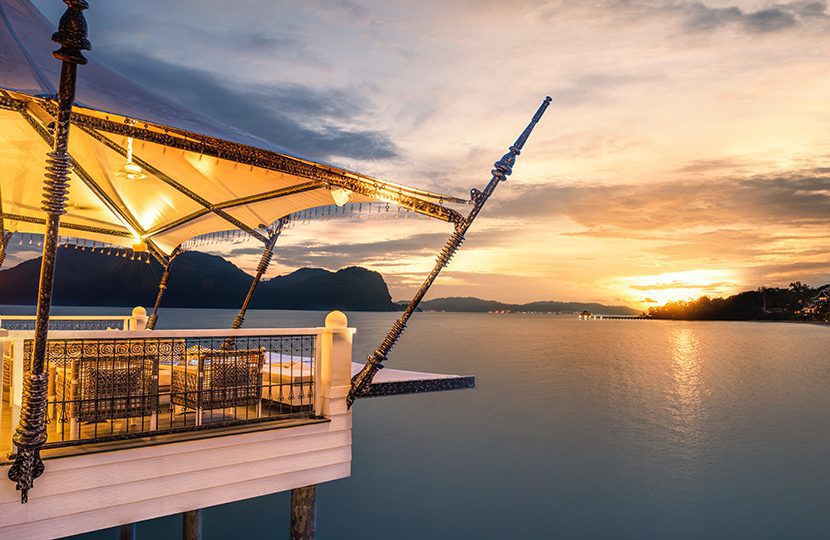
[54,357,157,423]
[171,348,264,425]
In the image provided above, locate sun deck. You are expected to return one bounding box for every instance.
[0,312,355,539]
[0,309,474,538]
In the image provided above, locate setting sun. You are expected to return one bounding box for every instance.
[617,269,739,308]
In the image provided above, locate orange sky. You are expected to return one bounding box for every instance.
[22,0,830,308]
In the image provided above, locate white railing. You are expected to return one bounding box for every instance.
[0,306,149,331]
[0,315,130,330]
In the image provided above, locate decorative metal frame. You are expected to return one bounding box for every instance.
[230,220,285,330]
[0,232,11,270]
[145,247,181,330]
[0,89,465,226]
[147,182,322,238]
[0,181,10,269]
[1,87,465,260]
[15,102,169,264]
[147,217,284,332]
[7,0,90,503]
[62,111,467,222]
[0,211,133,239]
[348,97,552,408]
[79,126,269,243]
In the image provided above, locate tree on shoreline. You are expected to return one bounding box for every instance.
[647,283,830,321]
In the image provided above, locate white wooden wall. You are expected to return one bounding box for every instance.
[0,315,355,540]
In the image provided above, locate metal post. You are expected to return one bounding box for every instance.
[0,231,11,270]
[348,96,552,407]
[231,224,282,330]
[220,221,284,351]
[0,185,11,269]
[146,248,179,330]
[182,509,201,540]
[7,0,90,503]
[290,485,317,540]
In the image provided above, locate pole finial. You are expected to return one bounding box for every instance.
[492,96,552,182]
[52,0,91,65]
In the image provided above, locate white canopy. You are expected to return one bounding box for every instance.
[0,0,465,260]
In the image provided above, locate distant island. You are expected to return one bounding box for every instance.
[647,282,830,322]
[415,297,640,315]
[2,252,825,321]
[0,250,642,315]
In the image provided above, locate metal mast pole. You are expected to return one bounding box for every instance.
[146,248,180,330]
[7,0,91,503]
[218,219,285,353]
[348,96,551,408]
[0,185,12,270]
[0,229,10,270]
[231,219,285,329]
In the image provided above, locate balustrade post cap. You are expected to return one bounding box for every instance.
[131,306,147,317]
[325,310,348,329]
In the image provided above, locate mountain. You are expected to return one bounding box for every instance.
[256,266,394,311]
[0,250,395,311]
[418,296,640,315]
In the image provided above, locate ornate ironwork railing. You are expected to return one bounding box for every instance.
[3,330,319,450]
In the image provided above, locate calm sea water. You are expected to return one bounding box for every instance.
[27,308,828,539]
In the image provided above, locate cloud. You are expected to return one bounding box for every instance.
[677,1,830,33]
[651,229,830,261]
[628,280,734,291]
[227,232,450,270]
[681,3,802,33]
[538,0,829,34]
[742,260,830,286]
[549,73,665,107]
[488,168,830,292]
[96,51,399,162]
[675,157,757,174]
[301,0,370,21]
[217,227,516,272]
[491,168,830,230]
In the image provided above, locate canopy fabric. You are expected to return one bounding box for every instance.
[0,0,466,260]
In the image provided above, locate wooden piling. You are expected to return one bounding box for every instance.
[290,485,317,540]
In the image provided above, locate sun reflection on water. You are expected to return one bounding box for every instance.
[670,328,706,455]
